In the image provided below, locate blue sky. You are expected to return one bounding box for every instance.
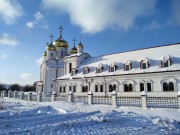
[0,0,180,85]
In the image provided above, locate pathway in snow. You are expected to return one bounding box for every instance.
[0,100,180,135]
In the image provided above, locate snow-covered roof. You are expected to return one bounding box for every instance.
[57,43,180,80]
[64,53,83,58]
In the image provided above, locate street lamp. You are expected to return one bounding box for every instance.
[86,79,93,91]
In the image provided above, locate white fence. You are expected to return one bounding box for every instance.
[0,90,180,109]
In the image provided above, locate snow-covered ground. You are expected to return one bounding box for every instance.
[0,98,180,135]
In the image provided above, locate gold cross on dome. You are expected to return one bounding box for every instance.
[72,38,76,46]
[49,34,53,43]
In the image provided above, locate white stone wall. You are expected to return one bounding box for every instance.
[56,71,180,96]
[56,47,67,57]
[64,53,91,75]
[47,50,56,59]
[43,67,56,93]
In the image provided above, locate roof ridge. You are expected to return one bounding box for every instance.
[91,42,180,59]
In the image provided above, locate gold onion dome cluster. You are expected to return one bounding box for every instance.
[55,36,68,48]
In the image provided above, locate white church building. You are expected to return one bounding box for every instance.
[37,27,180,97]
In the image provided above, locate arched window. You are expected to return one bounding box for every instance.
[100,85,103,92]
[169,82,174,91]
[163,82,168,91]
[85,85,88,92]
[61,51,64,57]
[124,84,133,92]
[96,63,103,73]
[140,83,144,92]
[83,67,90,74]
[161,56,172,68]
[95,85,98,92]
[69,63,72,73]
[147,83,152,92]
[129,84,132,91]
[109,63,118,72]
[113,84,116,91]
[73,86,76,92]
[82,86,87,92]
[109,85,113,92]
[59,86,62,93]
[124,61,132,71]
[63,86,66,93]
[163,82,174,91]
[140,59,149,69]
[124,84,128,92]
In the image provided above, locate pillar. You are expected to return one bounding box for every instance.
[1,91,3,98]
[51,91,56,102]
[88,90,93,105]
[111,90,117,107]
[141,91,147,109]
[28,91,32,101]
[8,90,11,98]
[20,91,24,100]
[37,91,42,102]
[2,91,6,98]
[14,90,17,98]
[177,91,180,110]
[68,91,73,102]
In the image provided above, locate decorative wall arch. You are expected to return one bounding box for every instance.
[160,78,177,91]
[122,80,136,92]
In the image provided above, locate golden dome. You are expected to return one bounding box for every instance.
[55,37,68,48]
[47,43,56,51]
[77,41,84,48]
[70,46,77,54]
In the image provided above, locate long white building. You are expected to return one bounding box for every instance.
[37,27,180,97]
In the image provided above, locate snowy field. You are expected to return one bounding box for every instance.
[0,98,180,135]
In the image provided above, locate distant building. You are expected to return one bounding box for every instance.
[37,27,180,97]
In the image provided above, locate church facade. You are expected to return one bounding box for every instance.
[37,27,180,97]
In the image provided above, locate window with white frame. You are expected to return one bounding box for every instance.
[161,56,172,68]
[82,85,88,92]
[140,59,150,69]
[73,86,76,92]
[61,51,63,57]
[100,85,103,92]
[71,68,78,76]
[59,86,62,93]
[163,82,174,91]
[69,63,72,73]
[147,83,152,92]
[124,84,133,92]
[96,63,104,73]
[124,61,132,71]
[140,83,144,92]
[139,82,152,92]
[109,84,116,92]
[51,53,53,57]
[63,86,66,93]
[109,63,118,72]
[83,67,90,74]
[69,86,71,92]
[95,85,98,92]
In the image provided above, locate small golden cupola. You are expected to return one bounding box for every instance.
[77,41,84,53]
[77,41,84,48]
[54,26,68,48]
[70,38,78,54]
[46,34,56,51]
[43,51,47,56]
[47,43,56,51]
